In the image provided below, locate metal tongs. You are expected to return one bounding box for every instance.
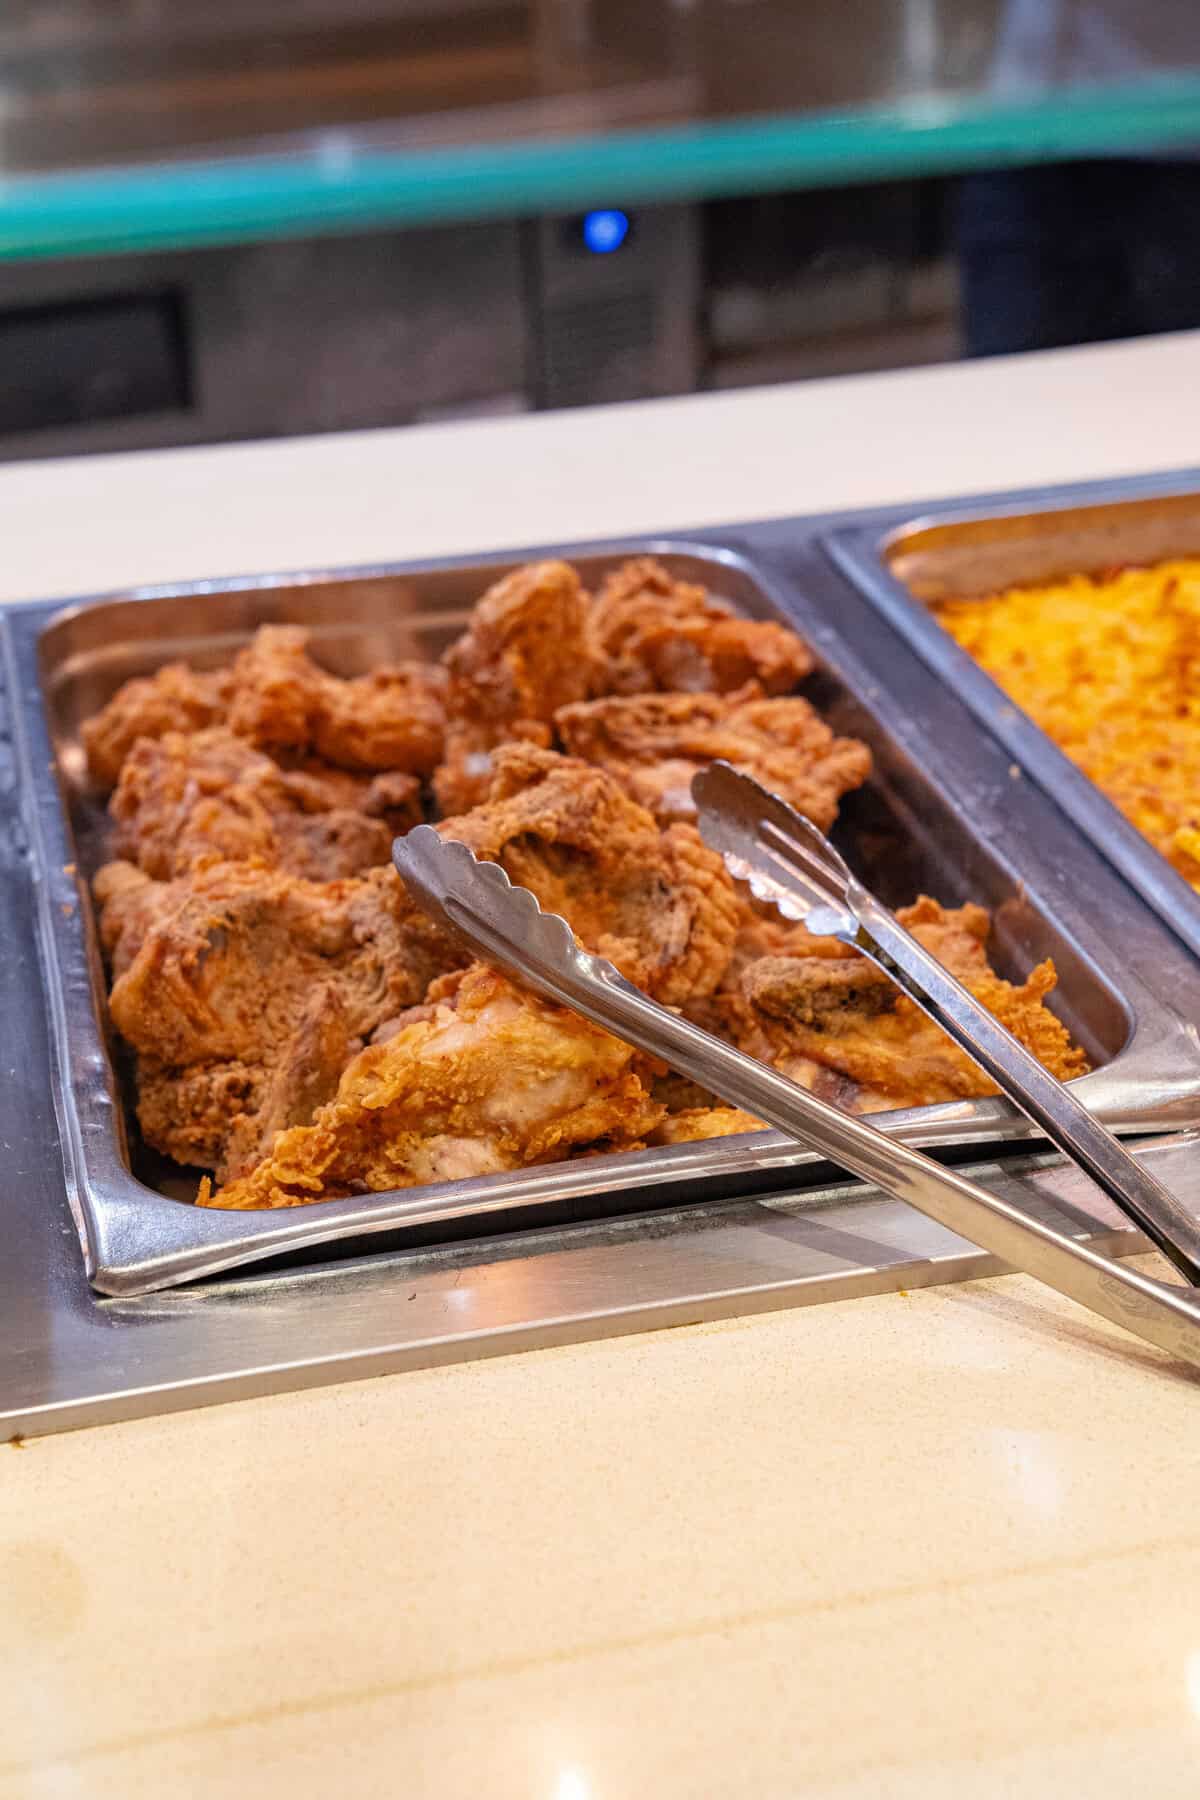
[691,761,1200,1287]
[393,824,1200,1373]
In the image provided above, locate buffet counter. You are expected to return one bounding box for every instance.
[4,332,1200,1797]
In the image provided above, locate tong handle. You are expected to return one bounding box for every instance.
[853,899,1200,1286]
[444,892,1200,1373]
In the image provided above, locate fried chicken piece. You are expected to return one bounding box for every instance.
[82,662,231,788]
[93,858,183,978]
[434,560,593,813]
[95,858,461,1179]
[368,969,465,1044]
[204,963,663,1209]
[555,687,873,826]
[136,1059,268,1177]
[719,896,1088,1113]
[589,558,813,696]
[648,1107,765,1145]
[224,625,445,774]
[217,987,357,1185]
[435,742,739,1005]
[109,729,422,881]
[82,625,446,788]
[135,987,358,1182]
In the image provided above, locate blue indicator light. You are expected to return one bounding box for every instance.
[582,208,630,254]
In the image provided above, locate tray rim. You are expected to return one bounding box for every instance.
[823,481,1200,966]
[11,528,1200,1298]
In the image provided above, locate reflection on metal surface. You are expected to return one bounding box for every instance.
[884,488,1200,603]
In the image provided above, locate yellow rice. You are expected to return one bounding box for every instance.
[934,558,1200,892]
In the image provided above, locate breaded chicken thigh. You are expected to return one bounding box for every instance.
[94,858,460,1180]
[434,742,739,1004]
[83,624,445,786]
[556,686,872,827]
[224,625,446,773]
[82,662,232,787]
[433,560,593,813]
[110,728,421,880]
[588,557,813,696]
[204,963,662,1209]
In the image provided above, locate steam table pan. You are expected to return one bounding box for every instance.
[13,533,1200,1300]
[826,480,1200,965]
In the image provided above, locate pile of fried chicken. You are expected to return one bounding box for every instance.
[82,557,1088,1210]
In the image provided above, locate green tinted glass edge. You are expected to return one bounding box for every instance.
[3,74,1200,260]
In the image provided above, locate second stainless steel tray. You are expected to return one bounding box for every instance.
[13,533,1200,1297]
[825,483,1200,965]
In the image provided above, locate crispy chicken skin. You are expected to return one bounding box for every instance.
[555,687,873,826]
[648,1107,765,1145]
[94,858,190,979]
[436,742,739,1004]
[690,895,1088,1114]
[82,662,231,788]
[204,963,663,1209]
[95,858,460,1179]
[588,558,814,696]
[110,728,421,881]
[83,625,446,787]
[434,560,594,813]
[223,625,446,773]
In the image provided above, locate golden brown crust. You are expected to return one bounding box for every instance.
[136,1059,265,1176]
[79,557,1091,1208]
[97,859,461,1180]
[204,964,663,1209]
[437,743,739,1004]
[109,729,419,881]
[725,895,1088,1112]
[648,1107,765,1145]
[83,625,445,788]
[82,662,231,788]
[224,626,446,774]
[434,560,593,813]
[218,987,356,1183]
[555,687,873,827]
[588,558,813,696]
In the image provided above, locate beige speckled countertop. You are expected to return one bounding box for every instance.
[4,334,1200,1796]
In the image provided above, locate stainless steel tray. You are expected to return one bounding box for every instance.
[12,536,1200,1298]
[825,485,1200,964]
